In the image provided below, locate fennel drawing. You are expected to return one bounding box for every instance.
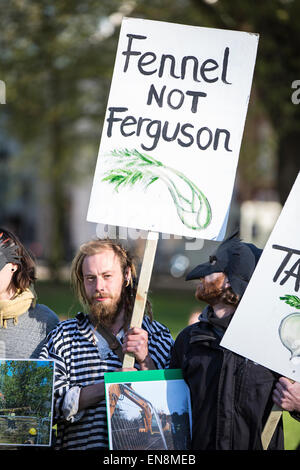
[279,295,300,364]
[101,149,212,230]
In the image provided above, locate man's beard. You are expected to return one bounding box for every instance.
[196,275,239,306]
[88,294,123,329]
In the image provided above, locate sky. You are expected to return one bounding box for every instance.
[108,378,191,420]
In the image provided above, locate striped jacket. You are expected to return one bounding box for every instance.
[40,312,174,449]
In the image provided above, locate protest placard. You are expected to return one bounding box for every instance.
[104,369,192,450]
[221,172,300,383]
[0,359,55,447]
[87,17,259,241]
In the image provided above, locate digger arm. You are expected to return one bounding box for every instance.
[121,385,153,433]
[109,384,122,418]
[109,383,153,433]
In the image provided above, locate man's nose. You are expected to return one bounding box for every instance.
[95,277,105,292]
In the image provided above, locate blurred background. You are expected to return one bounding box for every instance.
[0,0,299,449]
[1,0,300,312]
[1,0,300,322]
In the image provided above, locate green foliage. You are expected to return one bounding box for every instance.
[102,149,163,191]
[102,148,212,230]
[35,280,82,318]
[133,0,300,201]
[1,0,299,266]
[0,0,123,274]
[0,0,120,143]
[283,411,300,450]
[0,360,53,418]
[187,0,300,203]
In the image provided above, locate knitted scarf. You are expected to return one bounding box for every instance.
[0,288,36,328]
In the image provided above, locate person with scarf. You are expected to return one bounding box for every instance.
[0,228,59,358]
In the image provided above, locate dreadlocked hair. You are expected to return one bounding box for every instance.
[71,238,153,329]
[0,227,36,292]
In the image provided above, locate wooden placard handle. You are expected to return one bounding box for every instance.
[122,231,159,369]
[261,378,294,449]
[261,404,282,450]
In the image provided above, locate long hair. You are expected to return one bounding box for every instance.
[0,227,36,292]
[71,239,153,328]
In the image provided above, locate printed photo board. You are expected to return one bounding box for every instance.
[87,17,259,241]
[221,172,300,382]
[104,369,192,450]
[0,359,55,447]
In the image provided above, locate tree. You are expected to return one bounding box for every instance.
[0,0,123,277]
[1,0,298,276]
[131,0,299,204]
[188,0,300,204]
[0,360,53,417]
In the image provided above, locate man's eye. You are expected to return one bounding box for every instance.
[209,256,217,265]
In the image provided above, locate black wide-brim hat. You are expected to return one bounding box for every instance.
[0,232,21,271]
[186,234,263,297]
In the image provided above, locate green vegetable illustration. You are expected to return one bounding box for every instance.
[101,149,212,230]
[279,295,300,309]
[279,295,300,364]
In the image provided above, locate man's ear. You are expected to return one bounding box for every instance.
[125,267,132,285]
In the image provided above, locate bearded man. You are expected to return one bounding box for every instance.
[40,239,173,450]
[170,235,286,450]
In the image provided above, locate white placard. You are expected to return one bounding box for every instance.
[87,18,259,241]
[105,369,192,450]
[221,173,300,381]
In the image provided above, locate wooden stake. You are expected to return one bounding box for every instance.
[261,404,282,450]
[122,231,159,369]
[261,378,294,449]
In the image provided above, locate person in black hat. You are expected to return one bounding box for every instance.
[169,235,285,450]
[0,228,59,358]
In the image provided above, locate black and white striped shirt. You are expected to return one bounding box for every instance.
[40,312,174,450]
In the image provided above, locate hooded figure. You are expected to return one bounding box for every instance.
[185,234,262,299]
[169,233,284,450]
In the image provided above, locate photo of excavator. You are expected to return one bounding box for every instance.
[109,383,155,433]
[108,382,190,450]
